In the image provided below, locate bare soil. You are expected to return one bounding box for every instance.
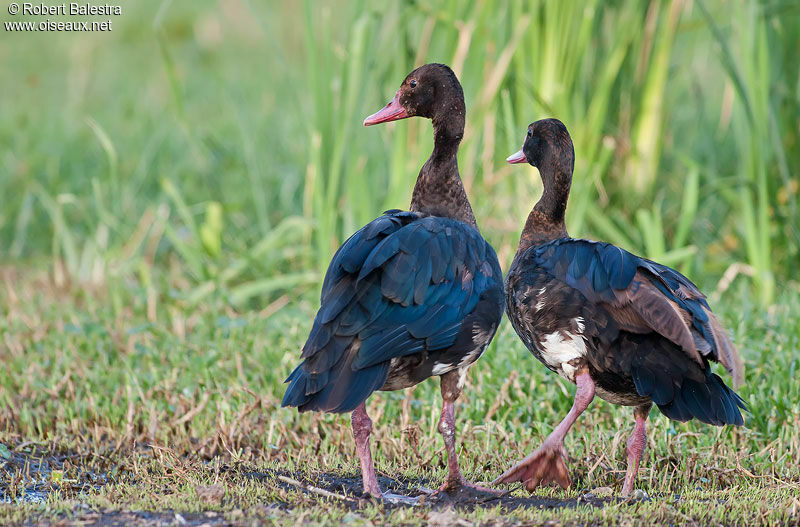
[3,448,623,526]
[262,469,617,511]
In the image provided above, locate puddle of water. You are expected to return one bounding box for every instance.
[1,445,111,506]
[1,485,49,505]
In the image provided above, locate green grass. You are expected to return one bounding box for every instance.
[1,0,800,525]
[0,271,798,525]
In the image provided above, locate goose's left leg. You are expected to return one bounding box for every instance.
[621,403,651,497]
[435,369,501,494]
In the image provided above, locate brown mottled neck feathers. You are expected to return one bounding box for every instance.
[409,107,477,230]
[517,200,568,255]
[517,133,574,256]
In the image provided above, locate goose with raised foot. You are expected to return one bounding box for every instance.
[493,119,746,496]
[283,64,504,503]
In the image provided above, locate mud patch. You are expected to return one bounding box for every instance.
[424,483,613,512]
[26,509,233,527]
[250,468,434,502]
[251,468,619,512]
[0,443,115,505]
[2,452,629,526]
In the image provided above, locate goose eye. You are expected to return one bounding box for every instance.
[527,129,532,137]
[409,80,417,88]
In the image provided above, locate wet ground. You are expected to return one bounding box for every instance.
[0,444,109,505]
[256,468,619,511]
[29,509,233,527]
[2,447,626,526]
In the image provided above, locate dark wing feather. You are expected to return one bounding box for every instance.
[624,333,746,426]
[282,210,502,413]
[530,238,742,383]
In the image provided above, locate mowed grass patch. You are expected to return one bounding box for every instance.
[1,270,798,526]
[2,0,798,309]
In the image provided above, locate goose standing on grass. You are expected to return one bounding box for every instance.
[493,119,746,496]
[282,64,504,503]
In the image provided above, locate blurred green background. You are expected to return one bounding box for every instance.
[1,4,800,518]
[1,0,798,307]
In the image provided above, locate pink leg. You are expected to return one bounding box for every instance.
[436,371,501,494]
[438,398,462,488]
[351,403,381,498]
[351,403,420,504]
[493,370,595,491]
[621,404,650,497]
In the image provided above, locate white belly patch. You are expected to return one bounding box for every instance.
[431,362,452,375]
[539,331,586,381]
